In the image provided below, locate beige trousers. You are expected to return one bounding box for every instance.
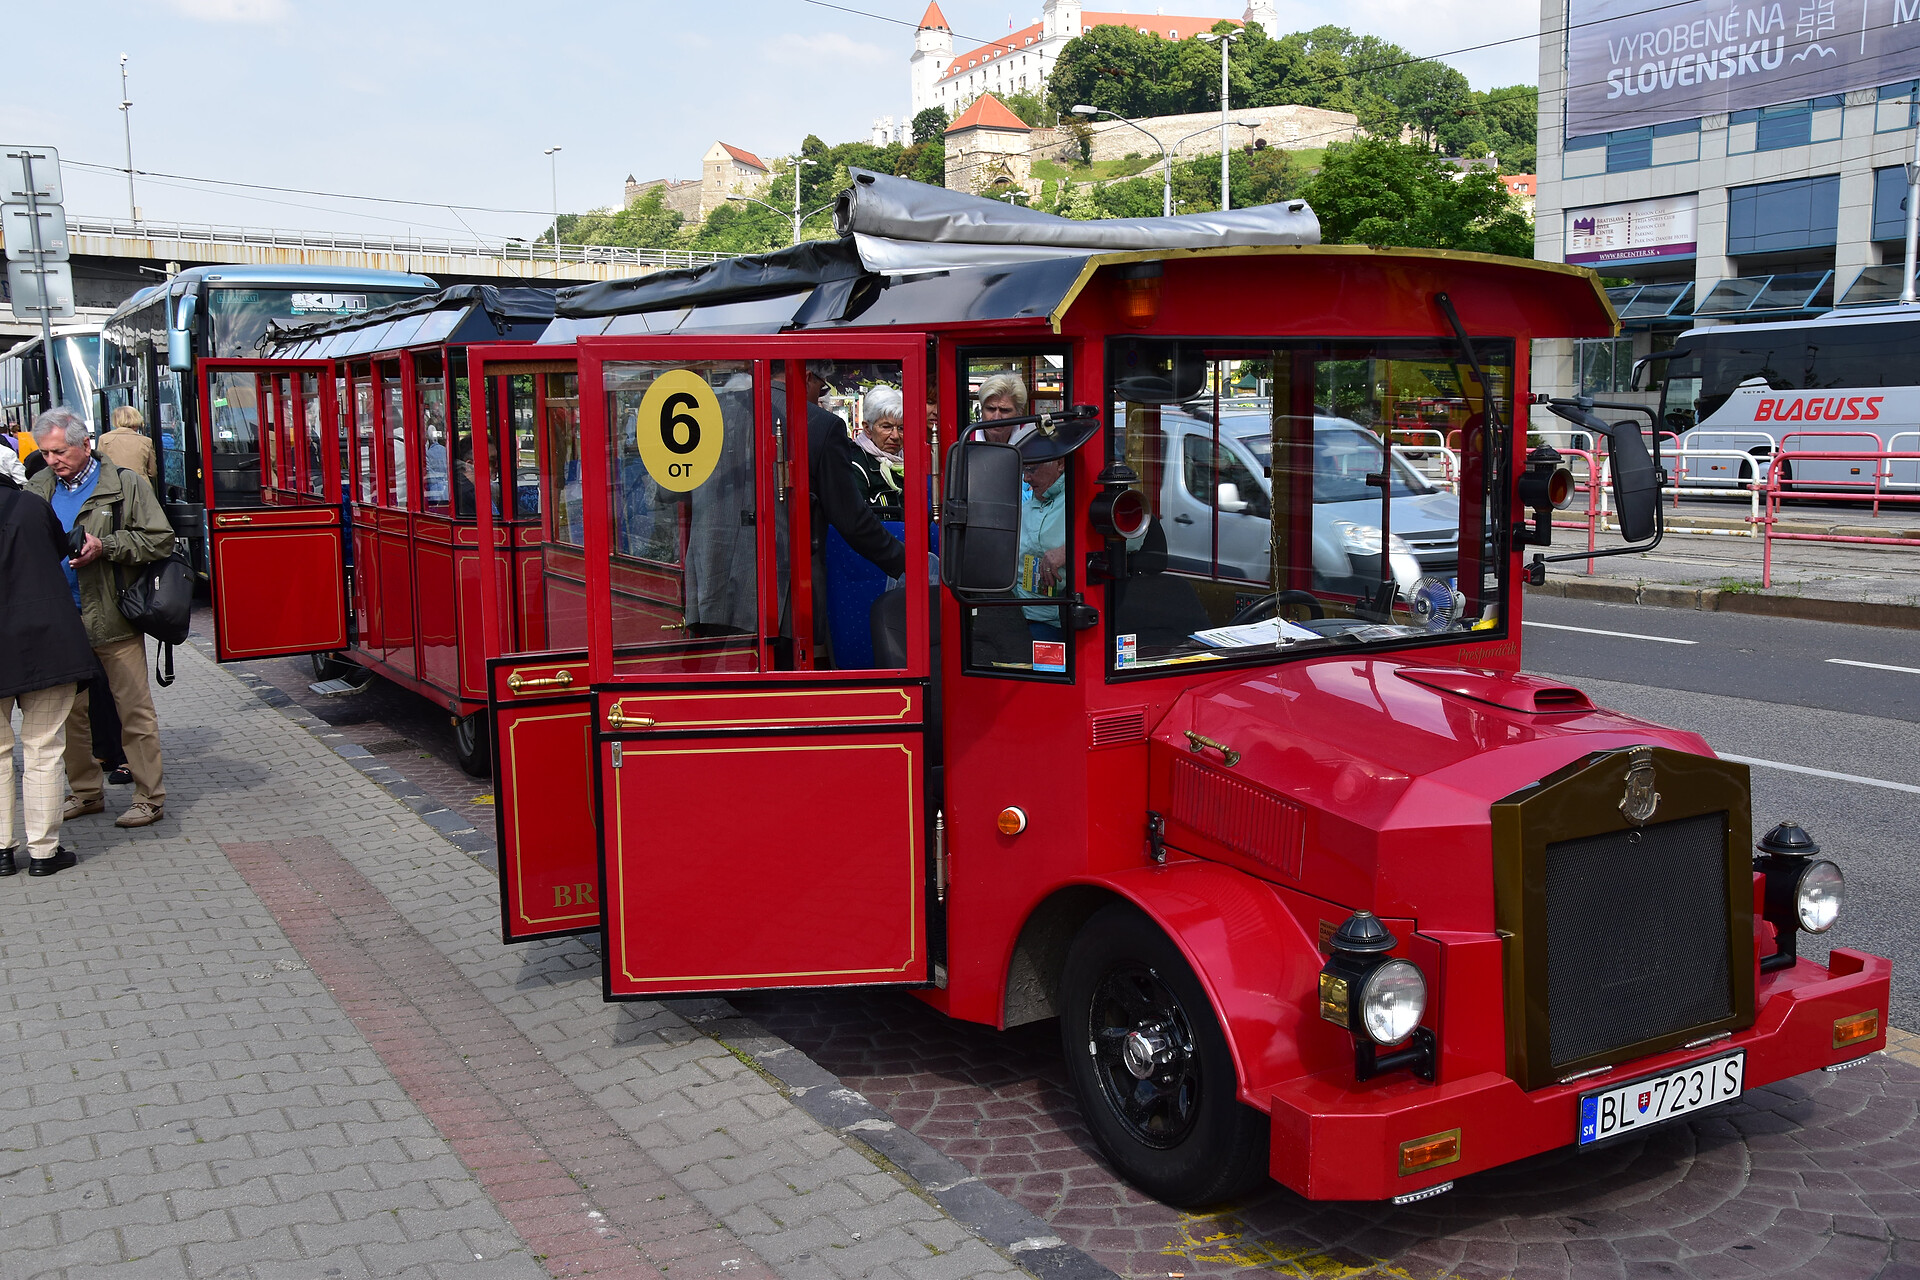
[2,683,77,859]
[64,637,165,808]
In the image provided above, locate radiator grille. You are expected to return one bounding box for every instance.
[1545,811,1731,1069]
[1168,755,1305,878]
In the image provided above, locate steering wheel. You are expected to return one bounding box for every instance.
[1227,590,1325,627]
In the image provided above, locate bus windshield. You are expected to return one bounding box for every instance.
[1101,336,1508,677]
[1656,315,1920,431]
[53,335,101,421]
[204,287,429,357]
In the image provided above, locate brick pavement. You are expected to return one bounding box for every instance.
[0,641,1029,1280]
[736,989,1920,1280]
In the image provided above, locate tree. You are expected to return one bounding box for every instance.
[999,90,1056,128]
[1299,137,1531,257]
[893,139,946,186]
[910,107,949,145]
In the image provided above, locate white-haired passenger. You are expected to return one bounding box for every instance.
[849,384,906,516]
[974,372,1028,443]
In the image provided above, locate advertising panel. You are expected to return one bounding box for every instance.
[1566,0,1920,136]
[1565,194,1700,266]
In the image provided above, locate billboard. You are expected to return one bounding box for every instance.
[1565,194,1699,265]
[1565,0,1920,136]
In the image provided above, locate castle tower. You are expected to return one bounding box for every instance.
[910,1,953,118]
[1042,0,1082,42]
[1242,0,1281,36]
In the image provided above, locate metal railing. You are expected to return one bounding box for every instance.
[63,215,732,270]
[1760,449,1920,586]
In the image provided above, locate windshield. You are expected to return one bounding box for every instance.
[1106,337,1508,676]
[1656,318,1920,430]
[204,287,430,357]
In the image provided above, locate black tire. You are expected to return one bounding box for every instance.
[1058,902,1270,1207]
[454,711,491,777]
[309,650,357,682]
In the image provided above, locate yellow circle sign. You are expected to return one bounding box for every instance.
[635,369,724,492]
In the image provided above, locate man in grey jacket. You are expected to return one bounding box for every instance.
[27,409,174,829]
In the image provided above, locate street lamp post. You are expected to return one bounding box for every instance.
[1071,105,1170,216]
[727,157,822,245]
[1197,30,1243,210]
[1903,104,1919,303]
[544,145,562,266]
[119,54,137,223]
[1174,120,1261,209]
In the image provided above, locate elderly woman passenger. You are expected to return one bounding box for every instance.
[974,372,1027,443]
[849,384,906,517]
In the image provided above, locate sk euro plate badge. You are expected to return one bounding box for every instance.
[1619,745,1660,826]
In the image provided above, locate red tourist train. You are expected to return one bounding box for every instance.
[219,175,1890,1206]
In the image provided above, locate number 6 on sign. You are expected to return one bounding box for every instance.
[635,368,724,491]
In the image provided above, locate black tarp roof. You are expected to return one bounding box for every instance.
[263,284,557,353]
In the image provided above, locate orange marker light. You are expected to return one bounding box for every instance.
[1398,1128,1461,1176]
[1833,1009,1879,1048]
[997,806,1028,836]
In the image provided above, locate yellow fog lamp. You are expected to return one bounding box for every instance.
[1756,821,1845,973]
[1397,1128,1461,1177]
[1317,911,1436,1083]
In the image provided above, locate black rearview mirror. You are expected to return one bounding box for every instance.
[1546,400,1660,543]
[939,441,1022,594]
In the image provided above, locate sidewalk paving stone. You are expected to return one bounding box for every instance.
[1,640,1035,1280]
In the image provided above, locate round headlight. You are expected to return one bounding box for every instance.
[1360,959,1427,1045]
[1795,859,1844,933]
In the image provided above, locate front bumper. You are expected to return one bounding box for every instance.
[1266,948,1891,1201]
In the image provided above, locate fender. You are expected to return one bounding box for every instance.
[1042,859,1365,1108]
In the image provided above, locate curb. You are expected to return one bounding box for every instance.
[1528,576,1920,630]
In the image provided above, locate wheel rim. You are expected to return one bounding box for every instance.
[1085,962,1201,1149]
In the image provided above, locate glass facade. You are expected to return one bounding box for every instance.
[1726,176,1840,256]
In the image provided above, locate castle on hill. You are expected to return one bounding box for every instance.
[909,0,1284,121]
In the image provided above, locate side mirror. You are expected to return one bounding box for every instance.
[1604,418,1661,542]
[167,292,196,372]
[939,440,1022,594]
[1216,481,1248,513]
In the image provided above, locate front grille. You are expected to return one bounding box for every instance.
[1544,811,1731,1069]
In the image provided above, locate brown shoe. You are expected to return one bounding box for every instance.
[63,795,105,820]
[114,801,164,829]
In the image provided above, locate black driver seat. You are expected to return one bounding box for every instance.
[1111,517,1210,647]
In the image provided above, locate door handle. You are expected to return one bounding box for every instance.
[215,514,253,526]
[607,708,656,730]
[506,670,573,693]
[1173,514,1194,525]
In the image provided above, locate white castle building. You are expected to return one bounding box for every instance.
[910,0,1283,120]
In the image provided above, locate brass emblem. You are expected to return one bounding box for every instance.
[1618,746,1660,825]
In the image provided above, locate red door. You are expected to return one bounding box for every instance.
[200,358,348,662]
[486,335,937,985]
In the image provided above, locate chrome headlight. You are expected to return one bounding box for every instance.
[1795,859,1843,933]
[1361,959,1427,1045]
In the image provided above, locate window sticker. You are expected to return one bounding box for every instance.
[635,368,724,492]
[1032,640,1066,672]
[1115,634,1137,669]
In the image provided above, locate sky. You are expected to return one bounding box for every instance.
[3,0,1537,244]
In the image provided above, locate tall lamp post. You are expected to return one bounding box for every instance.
[544,145,563,266]
[1174,120,1260,209]
[119,54,138,223]
[1071,105,1170,216]
[1903,98,1919,303]
[727,156,823,245]
[1196,30,1243,210]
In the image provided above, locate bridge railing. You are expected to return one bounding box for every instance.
[65,215,732,270]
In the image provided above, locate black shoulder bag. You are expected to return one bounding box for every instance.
[110,480,193,686]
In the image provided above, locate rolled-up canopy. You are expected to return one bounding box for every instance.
[834,167,1319,264]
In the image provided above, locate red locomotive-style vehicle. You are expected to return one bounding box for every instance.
[462,174,1888,1206]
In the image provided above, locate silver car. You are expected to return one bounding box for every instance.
[1155,411,1460,595]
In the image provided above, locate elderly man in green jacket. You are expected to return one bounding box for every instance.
[27,408,173,829]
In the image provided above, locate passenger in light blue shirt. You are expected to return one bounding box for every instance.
[1016,455,1069,640]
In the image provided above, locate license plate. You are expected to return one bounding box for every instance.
[1577,1051,1744,1147]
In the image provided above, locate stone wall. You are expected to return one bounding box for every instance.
[1037,102,1361,165]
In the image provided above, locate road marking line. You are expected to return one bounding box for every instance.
[1719,754,1920,796]
[1522,621,1698,645]
[1826,658,1920,675]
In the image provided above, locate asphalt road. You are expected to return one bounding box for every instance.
[1522,594,1919,1029]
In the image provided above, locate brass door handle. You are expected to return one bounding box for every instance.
[214,514,253,525]
[506,670,573,693]
[607,709,656,730]
[1184,730,1241,767]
